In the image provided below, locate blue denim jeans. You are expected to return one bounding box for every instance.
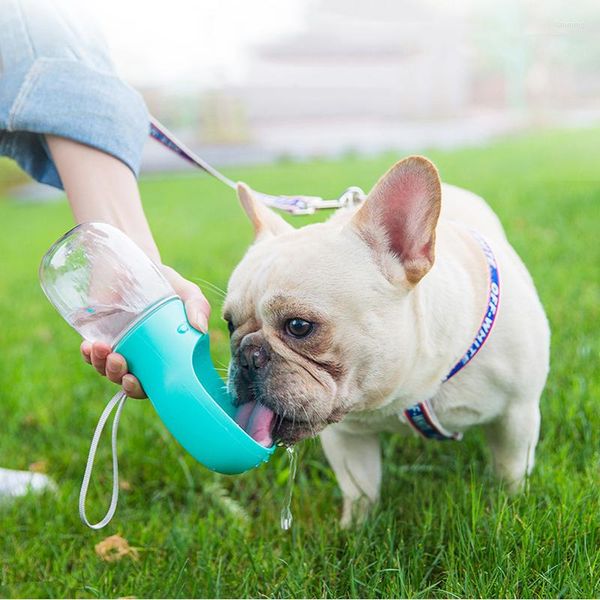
[0,0,149,188]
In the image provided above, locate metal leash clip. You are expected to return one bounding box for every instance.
[256,186,366,215]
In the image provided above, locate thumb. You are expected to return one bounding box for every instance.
[161,266,211,333]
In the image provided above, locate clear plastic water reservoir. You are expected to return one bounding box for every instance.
[39,222,175,346]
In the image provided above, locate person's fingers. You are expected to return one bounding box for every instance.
[90,341,111,375]
[184,296,210,333]
[122,374,146,399]
[105,353,127,385]
[80,340,92,365]
[161,265,211,333]
[82,342,146,398]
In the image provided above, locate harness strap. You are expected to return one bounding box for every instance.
[402,231,500,441]
[443,231,500,381]
[405,398,463,441]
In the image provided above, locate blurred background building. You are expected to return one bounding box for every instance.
[4,0,600,181]
[137,0,600,171]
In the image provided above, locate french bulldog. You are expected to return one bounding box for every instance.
[224,156,550,527]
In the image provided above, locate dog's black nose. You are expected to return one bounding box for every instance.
[239,341,270,372]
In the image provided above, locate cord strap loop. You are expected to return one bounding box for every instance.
[79,390,127,530]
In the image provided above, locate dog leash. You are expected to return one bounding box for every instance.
[149,116,366,215]
[402,230,500,441]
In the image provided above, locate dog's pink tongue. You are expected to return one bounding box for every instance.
[234,400,255,431]
[234,399,275,447]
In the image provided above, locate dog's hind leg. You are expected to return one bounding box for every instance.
[484,398,541,493]
[319,425,381,528]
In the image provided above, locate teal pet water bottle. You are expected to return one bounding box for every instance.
[39,223,275,527]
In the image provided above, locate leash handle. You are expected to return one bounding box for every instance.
[149,116,366,215]
[79,390,127,530]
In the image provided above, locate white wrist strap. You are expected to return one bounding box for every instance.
[79,390,127,530]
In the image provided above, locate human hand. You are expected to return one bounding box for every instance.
[160,265,210,333]
[80,267,211,398]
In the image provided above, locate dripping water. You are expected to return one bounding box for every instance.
[280,445,298,530]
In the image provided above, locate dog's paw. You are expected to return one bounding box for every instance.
[502,473,529,495]
[340,495,376,529]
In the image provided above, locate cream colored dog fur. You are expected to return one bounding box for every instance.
[223,156,550,527]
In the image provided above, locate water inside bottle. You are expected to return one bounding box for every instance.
[69,305,139,345]
[280,445,298,531]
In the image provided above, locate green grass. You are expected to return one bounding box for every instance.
[0,126,599,598]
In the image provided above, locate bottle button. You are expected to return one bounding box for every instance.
[177,322,189,334]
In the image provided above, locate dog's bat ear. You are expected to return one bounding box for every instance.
[351,156,442,285]
[237,182,293,240]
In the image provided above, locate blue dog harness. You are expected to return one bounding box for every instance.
[403,231,500,441]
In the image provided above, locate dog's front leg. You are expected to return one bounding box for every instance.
[319,425,381,528]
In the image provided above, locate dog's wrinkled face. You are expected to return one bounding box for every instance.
[225,226,368,445]
[223,157,442,446]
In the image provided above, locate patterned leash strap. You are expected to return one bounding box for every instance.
[149,116,366,215]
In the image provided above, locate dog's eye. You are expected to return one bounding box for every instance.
[226,319,235,336]
[285,318,313,338]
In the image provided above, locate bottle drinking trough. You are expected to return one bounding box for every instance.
[39,222,275,475]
